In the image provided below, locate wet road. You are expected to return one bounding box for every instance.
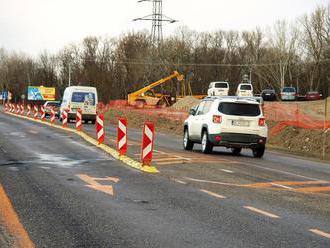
[0,111,330,247]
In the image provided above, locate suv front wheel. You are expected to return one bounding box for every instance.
[201,131,213,154]
[183,128,194,150]
[252,145,265,158]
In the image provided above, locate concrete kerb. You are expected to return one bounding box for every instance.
[4,111,159,174]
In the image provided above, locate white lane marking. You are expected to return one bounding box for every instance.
[39,166,51,170]
[270,183,294,190]
[173,179,187,185]
[200,189,226,199]
[221,169,234,173]
[243,206,280,219]
[239,161,322,181]
[184,177,242,187]
[309,229,330,239]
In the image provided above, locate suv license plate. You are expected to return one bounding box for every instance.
[232,120,249,127]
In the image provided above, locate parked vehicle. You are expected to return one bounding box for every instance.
[183,96,268,158]
[236,83,253,97]
[280,87,297,101]
[306,91,321,101]
[207,82,230,96]
[60,86,98,123]
[261,89,277,101]
[43,101,61,117]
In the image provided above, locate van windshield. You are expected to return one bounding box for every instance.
[282,87,295,93]
[218,102,260,116]
[240,84,252,91]
[72,92,95,105]
[214,83,228,89]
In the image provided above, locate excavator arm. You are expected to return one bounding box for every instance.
[128,71,184,105]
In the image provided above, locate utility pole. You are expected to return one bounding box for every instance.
[133,0,178,48]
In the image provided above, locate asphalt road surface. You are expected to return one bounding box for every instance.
[0,111,330,248]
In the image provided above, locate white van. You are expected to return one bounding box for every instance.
[236,83,253,97]
[207,82,230,96]
[60,86,98,123]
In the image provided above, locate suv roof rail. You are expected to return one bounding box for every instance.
[203,96,263,104]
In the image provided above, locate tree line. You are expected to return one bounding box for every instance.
[1,5,330,103]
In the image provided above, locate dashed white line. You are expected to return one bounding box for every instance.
[309,229,330,239]
[221,169,234,173]
[243,206,280,219]
[270,183,293,190]
[200,189,226,199]
[173,179,187,185]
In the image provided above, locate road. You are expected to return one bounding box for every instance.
[0,111,330,247]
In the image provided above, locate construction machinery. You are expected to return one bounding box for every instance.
[128,71,185,108]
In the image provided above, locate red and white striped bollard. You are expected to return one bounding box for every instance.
[96,114,105,145]
[20,104,24,115]
[4,103,8,112]
[50,108,56,125]
[16,104,20,115]
[40,105,46,121]
[141,122,155,166]
[27,105,31,117]
[62,109,68,128]
[117,118,128,156]
[76,109,82,131]
[34,105,38,119]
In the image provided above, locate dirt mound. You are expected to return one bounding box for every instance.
[171,96,201,110]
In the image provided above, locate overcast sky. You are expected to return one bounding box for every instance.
[0,0,329,56]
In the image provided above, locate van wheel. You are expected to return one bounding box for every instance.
[201,131,213,154]
[252,145,265,158]
[183,128,194,150]
[231,148,242,155]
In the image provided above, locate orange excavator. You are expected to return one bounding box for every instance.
[127,71,185,108]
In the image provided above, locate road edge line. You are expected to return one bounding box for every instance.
[0,183,35,248]
[4,112,159,174]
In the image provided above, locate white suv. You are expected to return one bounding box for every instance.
[207,82,229,96]
[183,96,268,158]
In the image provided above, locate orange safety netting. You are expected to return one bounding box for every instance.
[97,101,330,136]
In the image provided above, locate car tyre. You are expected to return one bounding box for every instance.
[183,128,194,150]
[231,147,242,155]
[252,145,265,158]
[201,131,213,154]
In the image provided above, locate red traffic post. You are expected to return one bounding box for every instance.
[96,114,105,145]
[62,109,68,128]
[8,104,12,112]
[20,104,24,116]
[27,105,31,117]
[117,118,128,156]
[40,105,46,121]
[11,104,14,113]
[16,104,20,115]
[33,105,38,119]
[141,121,155,166]
[4,103,8,112]
[50,108,56,125]
[76,108,82,131]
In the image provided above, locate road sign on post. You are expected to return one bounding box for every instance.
[117,118,128,156]
[141,122,155,166]
[96,114,105,145]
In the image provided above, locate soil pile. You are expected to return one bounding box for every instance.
[171,96,201,110]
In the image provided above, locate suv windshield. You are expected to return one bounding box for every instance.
[240,84,252,90]
[214,83,228,88]
[282,87,295,93]
[218,102,260,116]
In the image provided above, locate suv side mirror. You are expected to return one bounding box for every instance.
[189,108,196,116]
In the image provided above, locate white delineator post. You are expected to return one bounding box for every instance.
[50,108,56,125]
[76,108,82,131]
[27,105,31,117]
[117,118,128,156]
[34,105,38,119]
[62,109,68,128]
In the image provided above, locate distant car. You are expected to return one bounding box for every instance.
[236,83,253,97]
[306,91,321,101]
[43,101,61,117]
[261,89,277,101]
[280,87,297,101]
[207,82,230,96]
